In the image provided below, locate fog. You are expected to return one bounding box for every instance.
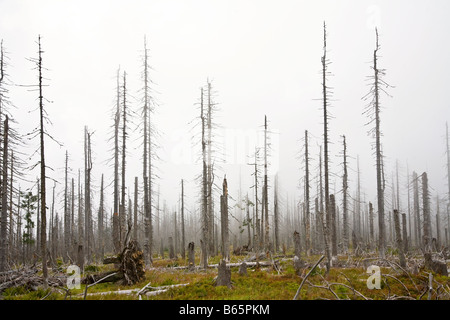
[1,0,449,220]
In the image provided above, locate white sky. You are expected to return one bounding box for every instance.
[1,0,449,219]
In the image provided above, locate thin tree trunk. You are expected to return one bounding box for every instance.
[413,171,421,248]
[113,67,121,254]
[64,150,69,262]
[98,174,104,260]
[304,130,311,255]
[422,172,431,253]
[0,116,8,272]
[220,177,229,261]
[181,179,185,260]
[37,36,48,288]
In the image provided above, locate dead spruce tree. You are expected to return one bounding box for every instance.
[363,28,392,259]
[26,36,60,287]
[0,116,8,272]
[320,22,333,270]
[422,172,432,253]
[304,130,311,255]
[220,176,229,261]
[84,126,93,263]
[139,36,159,267]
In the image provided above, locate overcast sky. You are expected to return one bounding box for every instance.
[1,0,449,218]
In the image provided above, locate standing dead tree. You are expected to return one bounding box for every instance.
[362,28,392,259]
[422,172,432,253]
[304,130,311,255]
[320,22,333,271]
[84,126,93,264]
[220,176,229,261]
[0,116,8,272]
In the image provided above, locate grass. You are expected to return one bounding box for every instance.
[2,252,449,300]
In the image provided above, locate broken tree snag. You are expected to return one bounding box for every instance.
[293,231,305,274]
[188,242,195,271]
[215,259,231,288]
[393,210,406,268]
[238,262,248,276]
[169,236,175,259]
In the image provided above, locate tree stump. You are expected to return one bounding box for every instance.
[238,262,248,276]
[188,242,195,271]
[215,259,231,288]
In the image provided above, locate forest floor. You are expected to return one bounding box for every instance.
[1,249,449,300]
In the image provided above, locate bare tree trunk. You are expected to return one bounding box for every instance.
[133,177,138,241]
[369,202,374,250]
[393,210,406,268]
[0,116,8,272]
[188,242,195,270]
[413,171,421,248]
[304,130,311,255]
[263,115,269,251]
[181,179,185,260]
[330,194,338,258]
[321,23,332,270]
[220,177,229,261]
[342,138,349,252]
[84,127,93,264]
[142,37,152,267]
[206,81,214,256]
[422,172,431,253]
[78,170,84,265]
[64,150,69,262]
[402,213,408,253]
[98,174,105,260]
[436,195,441,249]
[113,67,121,254]
[120,71,127,251]
[273,174,280,253]
[37,36,48,288]
[200,87,209,268]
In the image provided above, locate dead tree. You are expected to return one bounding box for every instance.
[393,210,406,268]
[369,202,374,250]
[141,36,153,267]
[112,67,121,254]
[84,126,93,263]
[0,116,8,272]
[261,115,270,251]
[180,179,186,260]
[413,171,421,248]
[63,150,70,262]
[321,22,333,268]
[220,176,229,261]
[402,213,408,253]
[98,174,105,260]
[422,172,432,253]
[200,87,209,268]
[120,71,128,250]
[133,177,138,241]
[188,242,195,270]
[363,28,391,259]
[273,174,280,253]
[304,130,311,255]
[341,137,349,252]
